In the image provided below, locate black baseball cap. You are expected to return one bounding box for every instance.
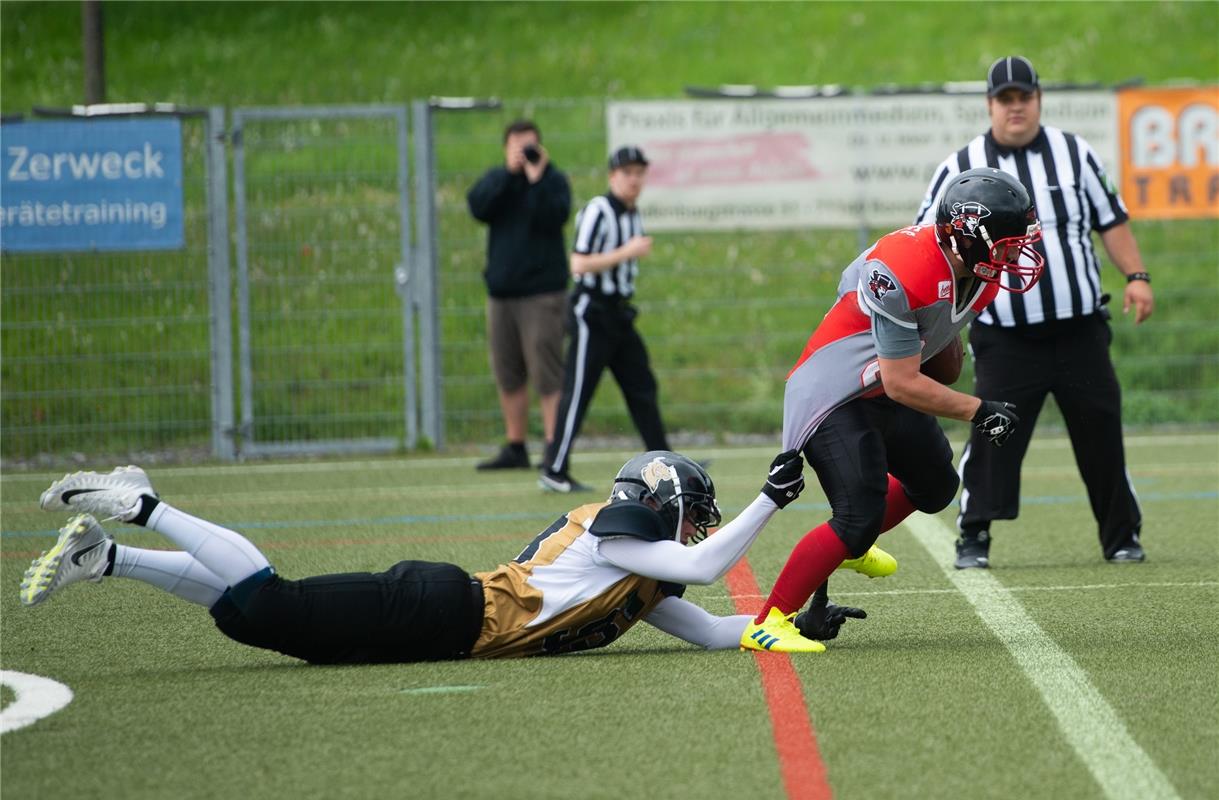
[987,56,1040,97]
[609,145,649,170]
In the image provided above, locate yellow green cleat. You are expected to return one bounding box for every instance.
[838,544,897,578]
[740,607,826,653]
[20,514,112,607]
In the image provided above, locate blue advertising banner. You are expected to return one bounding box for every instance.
[1,118,185,252]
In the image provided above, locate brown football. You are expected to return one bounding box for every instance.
[922,335,965,385]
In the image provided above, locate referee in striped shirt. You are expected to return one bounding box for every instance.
[915,55,1155,567]
[539,146,670,492]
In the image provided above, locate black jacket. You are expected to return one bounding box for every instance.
[467,164,571,299]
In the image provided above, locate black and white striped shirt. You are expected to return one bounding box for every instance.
[572,192,643,298]
[914,126,1129,327]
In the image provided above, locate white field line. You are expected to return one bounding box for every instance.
[715,580,1218,601]
[0,671,74,734]
[903,512,1182,800]
[2,432,1214,483]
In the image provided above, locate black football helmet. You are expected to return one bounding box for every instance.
[935,167,1045,293]
[610,451,721,543]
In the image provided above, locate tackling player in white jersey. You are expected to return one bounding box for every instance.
[21,451,895,662]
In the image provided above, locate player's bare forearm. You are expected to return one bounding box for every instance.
[879,356,981,421]
[1099,223,1147,276]
[1099,224,1155,324]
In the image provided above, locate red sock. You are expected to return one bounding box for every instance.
[755,523,849,623]
[881,474,917,533]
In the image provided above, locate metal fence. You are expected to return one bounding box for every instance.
[230,105,417,457]
[424,97,1219,451]
[1,108,233,464]
[2,98,1216,466]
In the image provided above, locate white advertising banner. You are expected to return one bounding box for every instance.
[607,93,1117,230]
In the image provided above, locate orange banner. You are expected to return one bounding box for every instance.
[1118,86,1219,219]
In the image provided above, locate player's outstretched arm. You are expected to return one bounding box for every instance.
[644,595,753,650]
[598,451,806,585]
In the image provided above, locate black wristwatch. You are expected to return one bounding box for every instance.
[1125,272,1151,284]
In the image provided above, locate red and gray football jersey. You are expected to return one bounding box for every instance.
[782,224,999,451]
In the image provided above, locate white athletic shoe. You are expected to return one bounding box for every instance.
[39,465,156,522]
[20,514,114,607]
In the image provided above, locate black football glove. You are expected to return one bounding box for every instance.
[793,584,867,641]
[972,400,1019,447]
[761,449,805,509]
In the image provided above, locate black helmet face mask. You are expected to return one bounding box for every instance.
[611,452,722,544]
[938,169,1046,294]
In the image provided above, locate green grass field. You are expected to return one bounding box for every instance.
[3,5,1217,795]
[3,433,1216,798]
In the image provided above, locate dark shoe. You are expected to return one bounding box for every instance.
[476,444,530,471]
[954,530,991,569]
[538,469,591,493]
[1107,543,1146,563]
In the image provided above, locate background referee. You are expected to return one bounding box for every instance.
[539,146,670,493]
[915,55,1155,567]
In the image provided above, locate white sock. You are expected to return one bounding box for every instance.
[145,502,271,587]
[111,544,227,607]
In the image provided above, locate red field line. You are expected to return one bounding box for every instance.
[726,558,832,800]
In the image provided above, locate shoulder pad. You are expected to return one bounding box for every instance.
[588,500,671,542]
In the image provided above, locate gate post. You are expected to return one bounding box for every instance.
[205,105,236,460]
[394,105,418,450]
[411,100,443,450]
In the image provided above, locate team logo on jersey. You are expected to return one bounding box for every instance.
[950,201,991,238]
[938,280,952,299]
[868,269,897,300]
[639,457,677,493]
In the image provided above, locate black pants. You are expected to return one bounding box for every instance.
[544,292,669,474]
[803,396,959,557]
[209,561,485,664]
[958,315,1142,557]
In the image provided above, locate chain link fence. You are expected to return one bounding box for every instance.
[2,98,1215,466]
[2,110,231,465]
[230,106,414,457]
[428,97,1219,452]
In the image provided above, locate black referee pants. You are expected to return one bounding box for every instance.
[209,561,485,664]
[545,292,669,475]
[958,315,1142,558]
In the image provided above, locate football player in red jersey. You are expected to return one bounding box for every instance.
[760,168,1046,639]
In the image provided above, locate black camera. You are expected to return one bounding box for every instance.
[523,144,542,164]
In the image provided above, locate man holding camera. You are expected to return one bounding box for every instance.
[468,120,573,471]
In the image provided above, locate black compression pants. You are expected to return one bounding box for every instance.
[803,396,959,557]
[209,561,484,664]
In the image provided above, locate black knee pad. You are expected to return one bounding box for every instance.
[210,591,277,651]
[906,464,960,514]
[829,504,887,559]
